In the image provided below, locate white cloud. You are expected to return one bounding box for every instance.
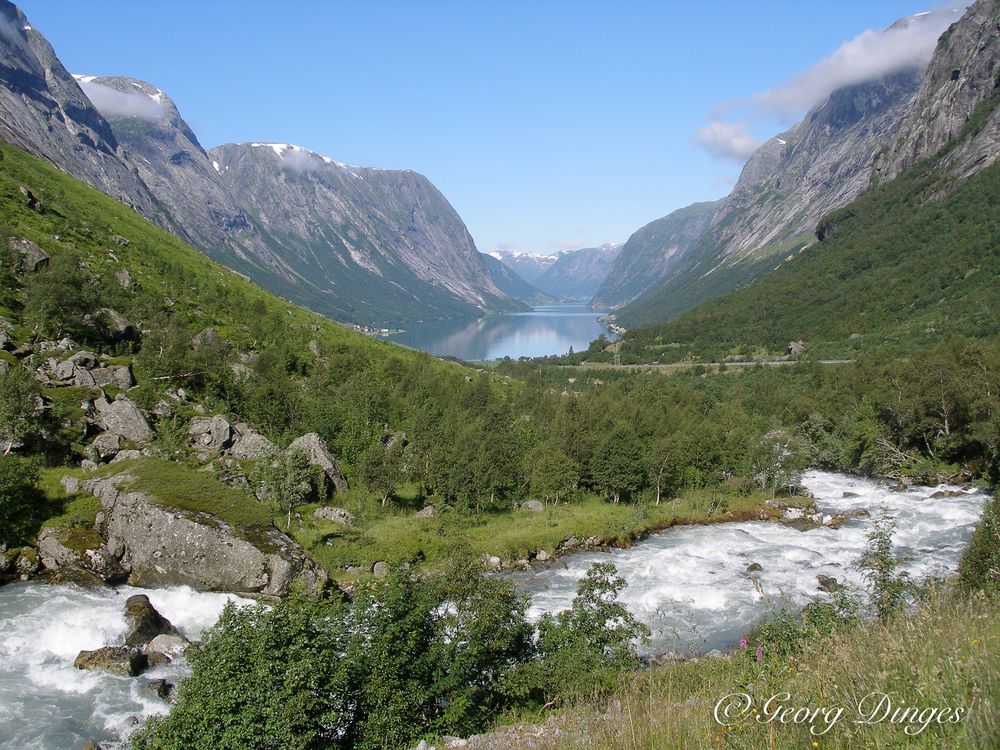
[694,120,761,161]
[695,6,968,162]
[737,7,964,118]
[77,80,165,121]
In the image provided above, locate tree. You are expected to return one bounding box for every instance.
[0,366,40,455]
[591,429,645,503]
[529,444,579,505]
[0,455,43,546]
[749,428,809,498]
[858,508,909,622]
[357,441,402,506]
[523,562,649,700]
[251,447,314,530]
[21,254,98,341]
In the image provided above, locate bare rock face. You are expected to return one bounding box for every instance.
[289,433,348,491]
[93,395,152,442]
[86,474,327,597]
[8,236,49,272]
[874,0,1000,188]
[229,430,277,460]
[313,506,355,525]
[188,414,234,452]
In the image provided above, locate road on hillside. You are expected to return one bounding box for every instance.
[560,359,855,371]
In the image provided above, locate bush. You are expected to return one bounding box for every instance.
[0,455,43,546]
[959,496,1000,595]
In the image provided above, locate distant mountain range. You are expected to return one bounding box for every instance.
[0,1,525,325]
[487,244,621,302]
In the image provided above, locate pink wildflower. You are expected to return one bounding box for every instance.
[739,636,749,649]
[755,646,764,662]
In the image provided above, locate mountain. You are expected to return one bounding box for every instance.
[592,202,719,309]
[613,10,963,329]
[0,2,165,224]
[615,0,1000,362]
[70,75,290,281]
[487,249,559,287]
[535,243,621,301]
[0,2,524,326]
[482,254,555,305]
[209,143,523,324]
[490,244,621,301]
[873,0,1000,189]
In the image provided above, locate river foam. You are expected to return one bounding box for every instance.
[0,583,251,750]
[517,471,989,656]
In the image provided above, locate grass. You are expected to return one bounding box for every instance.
[291,487,810,580]
[117,458,272,529]
[493,588,1000,749]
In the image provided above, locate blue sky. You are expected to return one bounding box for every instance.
[20,1,954,254]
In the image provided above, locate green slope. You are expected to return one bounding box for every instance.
[617,150,1000,363]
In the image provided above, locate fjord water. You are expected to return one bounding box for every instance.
[0,472,986,749]
[384,303,610,360]
[0,585,250,750]
[515,471,988,656]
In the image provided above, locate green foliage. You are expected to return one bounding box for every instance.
[518,562,650,700]
[0,455,43,546]
[858,507,910,622]
[356,441,403,506]
[591,429,646,503]
[959,496,1000,595]
[0,365,40,454]
[250,448,314,530]
[21,253,99,341]
[528,443,580,505]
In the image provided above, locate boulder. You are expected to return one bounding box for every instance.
[842,491,861,498]
[145,634,190,662]
[9,237,49,272]
[74,646,147,676]
[817,574,842,593]
[94,308,140,343]
[89,432,123,461]
[0,317,12,350]
[521,500,545,513]
[111,449,144,463]
[746,562,763,573]
[313,506,355,525]
[60,475,80,494]
[123,594,179,648]
[91,366,135,389]
[0,360,9,376]
[188,414,234,452]
[930,489,963,498]
[229,431,277,460]
[85,474,327,597]
[36,527,127,583]
[143,678,173,700]
[372,561,389,578]
[484,555,502,571]
[15,547,39,578]
[535,549,552,563]
[93,395,152,442]
[115,268,132,288]
[415,505,435,518]
[288,433,348,491]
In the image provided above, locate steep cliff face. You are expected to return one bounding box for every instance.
[483,253,555,305]
[617,69,922,327]
[874,0,1000,188]
[592,202,718,309]
[0,1,164,222]
[75,75,290,280]
[211,143,524,323]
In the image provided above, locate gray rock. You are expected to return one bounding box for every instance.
[288,433,348,491]
[746,562,763,573]
[145,634,190,661]
[313,506,355,525]
[80,459,99,472]
[110,449,143,463]
[93,395,152,442]
[188,414,234,452]
[192,328,225,350]
[521,500,545,513]
[143,677,173,700]
[0,360,9,375]
[534,549,552,563]
[842,491,861,498]
[372,561,389,578]
[60,475,80,494]
[67,351,98,370]
[89,432,123,460]
[36,527,127,583]
[9,237,50,272]
[123,594,179,648]
[229,431,277,460]
[74,646,147,677]
[115,268,132,289]
[484,555,502,571]
[91,366,135,389]
[85,474,327,597]
[415,505,435,518]
[94,308,140,342]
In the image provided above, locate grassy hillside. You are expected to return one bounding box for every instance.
[615,155,1000,363]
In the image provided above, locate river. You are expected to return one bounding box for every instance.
[383,303,610,360]
[0,471,987,749]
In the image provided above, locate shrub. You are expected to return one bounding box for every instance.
[959,496,1000,595]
